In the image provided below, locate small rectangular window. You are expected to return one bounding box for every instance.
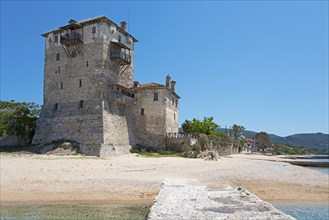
[60,82,63,89]
[54,103,58,111]
[79,100,84,108]
[172,97,174,105]
[55,35,58,43]
[153,92,159,101]
[175,100,178,107]
[79,79,82,87]
[58,66,60,74]
[71,51,76,58]
[141,108,144,115]
[92,26,96,34]
[174,113,175,120]
[86,61,88,67]
[131,94,135,98]
[56,53,60,61]
[118,35,122,42]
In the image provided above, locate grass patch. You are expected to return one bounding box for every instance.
[0,145,39,155]
[130,148,181,158]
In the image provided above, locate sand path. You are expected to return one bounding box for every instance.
[1,153,328,205]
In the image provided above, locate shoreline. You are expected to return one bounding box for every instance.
[1,153,328,207]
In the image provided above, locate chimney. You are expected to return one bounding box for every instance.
[170,80,176,92]
[120,21,127,31]
[166,74,171,88]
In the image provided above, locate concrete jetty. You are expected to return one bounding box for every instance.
[147,178,295,220]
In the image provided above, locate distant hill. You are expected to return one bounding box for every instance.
[217,128,329,154]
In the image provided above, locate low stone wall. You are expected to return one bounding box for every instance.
[165,137,197,151]
[147,178,295,220]
[0,135,30,147]
[165,136,238,157]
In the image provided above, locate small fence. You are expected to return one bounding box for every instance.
[166,133,199,139]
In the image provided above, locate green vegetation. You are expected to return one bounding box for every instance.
[255,132,271,152]
[232,124,245,152]
[130,147,181,158]
[272,143,317,155]
[181,117,219,135]
[0,100,40,144]
[0,145,39,155]
[218,128,328,154]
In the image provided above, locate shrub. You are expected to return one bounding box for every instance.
[193,142,201,153]
[198,133,209,151]
[130,148,141,154]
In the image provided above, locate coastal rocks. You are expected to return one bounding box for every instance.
[147,178,295,220]
[204,150,220,161]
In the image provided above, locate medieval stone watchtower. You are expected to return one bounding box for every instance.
[32,16,180,156]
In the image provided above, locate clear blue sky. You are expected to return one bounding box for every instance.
[1,1,328,136]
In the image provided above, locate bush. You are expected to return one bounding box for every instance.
[198,133,209,151]
[181,143,190,153]
[193,142,201,153]
[158,150,176,155]
[130,148,141,154]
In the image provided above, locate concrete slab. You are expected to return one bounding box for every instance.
[147,178,295,220]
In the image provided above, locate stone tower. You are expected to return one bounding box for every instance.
[33,16,180,156]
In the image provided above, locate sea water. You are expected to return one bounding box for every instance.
[273,203,329,220]
[299,158,329,175]
[273,158,329,220]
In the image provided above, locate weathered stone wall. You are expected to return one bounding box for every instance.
[32,100,105,156]
[0,135,30,147]
[129,88,179,149]
[103,103,130,146]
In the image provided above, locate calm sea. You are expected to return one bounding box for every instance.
[300,158,329,175]
[273,158,329,219]
[273,203,329,220]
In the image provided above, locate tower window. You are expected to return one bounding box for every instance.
[86,61,89,67]
[92,26,96,34]
[60,82,63,89]
[56,53,60,61]
[79,100,84,108]
[79,79,82,87]
[141,108,144,115]
[55,35,58,43]
[118,35,122,42]
[58,66,60,74]
[174,113,175,120]
[153,92,159,101]
[54,103,58,111]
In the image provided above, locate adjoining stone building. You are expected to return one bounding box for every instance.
[32,16,180,156]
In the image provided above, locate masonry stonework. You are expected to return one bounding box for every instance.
[32,16,180,156]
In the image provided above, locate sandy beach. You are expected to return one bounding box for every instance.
[1,153,328,206]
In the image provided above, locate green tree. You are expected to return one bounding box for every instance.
[231,124,245,152]
[232,124,245,140]
[181,119,191,133]
[198,133,209,151]
[0,100,41,143]
[181,117,219,135]
[255,132,271,153]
